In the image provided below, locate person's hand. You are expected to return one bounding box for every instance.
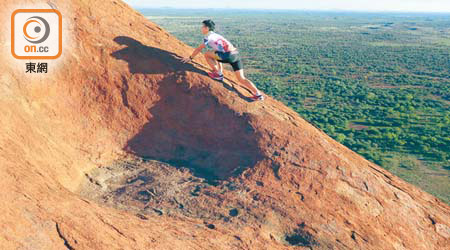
[181,56,192,63]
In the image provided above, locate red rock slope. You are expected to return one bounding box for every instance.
[0,0,448,249]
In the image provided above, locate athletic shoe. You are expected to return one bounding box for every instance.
[208,71,224,81]
[250,94,264,101]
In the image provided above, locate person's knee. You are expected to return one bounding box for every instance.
[236,72,246,81]
[206,51,216,58]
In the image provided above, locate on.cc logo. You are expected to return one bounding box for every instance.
[11,9,62,59]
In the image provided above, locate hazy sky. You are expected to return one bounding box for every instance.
[124,0,450,12]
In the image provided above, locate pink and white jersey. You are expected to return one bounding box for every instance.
[203,31,236,53]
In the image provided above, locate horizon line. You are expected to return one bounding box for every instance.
[133,6,450,14]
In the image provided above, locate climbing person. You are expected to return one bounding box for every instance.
[181,19,264,101]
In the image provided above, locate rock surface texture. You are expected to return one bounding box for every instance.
[0,1,449,249]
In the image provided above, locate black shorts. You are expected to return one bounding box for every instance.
[215,51,243,71]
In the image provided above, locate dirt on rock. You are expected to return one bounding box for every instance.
[0,0,449,250]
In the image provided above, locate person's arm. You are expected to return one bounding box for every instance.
[181,43,206,63]
[190,43,206,59]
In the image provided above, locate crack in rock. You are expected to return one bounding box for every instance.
[55,222,74,250]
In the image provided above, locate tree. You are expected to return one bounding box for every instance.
[367,92,377,100]
[336,133,346,143]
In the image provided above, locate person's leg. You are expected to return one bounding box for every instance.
[218,62,223,74]
[204,51,220,73]
[234,69,261,96]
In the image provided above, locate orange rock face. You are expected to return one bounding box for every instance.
[0,1,449,249]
